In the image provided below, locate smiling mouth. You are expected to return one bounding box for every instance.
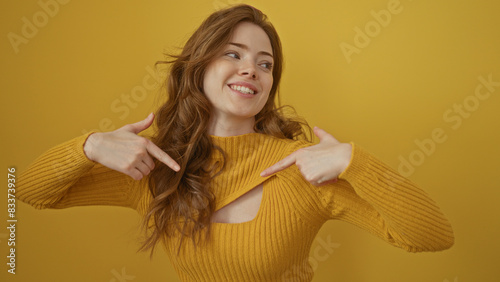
[228,84,257,95]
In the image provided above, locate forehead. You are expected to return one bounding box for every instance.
[228,22,273,55]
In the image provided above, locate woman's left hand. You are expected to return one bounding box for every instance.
[260,127,352,186]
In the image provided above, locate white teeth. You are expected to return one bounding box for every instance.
[230,85,255,94]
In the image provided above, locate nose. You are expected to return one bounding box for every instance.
[239,59,257,79]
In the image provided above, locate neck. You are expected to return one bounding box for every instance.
[207,115,256,137]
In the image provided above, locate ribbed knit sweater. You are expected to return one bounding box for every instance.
[18,132,454,281]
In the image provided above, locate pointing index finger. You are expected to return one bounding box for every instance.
[260,152,297,177]
[146,141,181,172]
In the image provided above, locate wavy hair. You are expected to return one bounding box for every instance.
[139,4,311,257]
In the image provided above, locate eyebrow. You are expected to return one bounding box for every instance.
[228,42,274,59]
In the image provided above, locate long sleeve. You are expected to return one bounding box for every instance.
[279,140,455,253]
[17,132,147,211]
[315,143,455,252]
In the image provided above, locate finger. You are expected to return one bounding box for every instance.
[128,169,144,181]
[260,152,297,177]
[314,126,339,144]
[134,161,152,177]
[125,112,155,134]
[146,141,181,172]
[316,178,338,186]
[142,155,155,171]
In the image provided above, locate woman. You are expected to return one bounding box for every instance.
[18,4,454,281]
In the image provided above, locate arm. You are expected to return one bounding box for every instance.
[18,113,180,211]
[17,132,145,210]
[261,127,454,252]
[322,143,454,252]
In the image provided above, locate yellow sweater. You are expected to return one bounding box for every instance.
[18,132,454,281]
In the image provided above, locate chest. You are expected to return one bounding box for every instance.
[164,179,323,281]
[210,183,263,224]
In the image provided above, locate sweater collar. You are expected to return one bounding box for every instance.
[207,133,289,209]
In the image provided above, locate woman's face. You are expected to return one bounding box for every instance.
[203,21,274,129]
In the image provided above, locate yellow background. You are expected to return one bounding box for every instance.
[1,0,499,281]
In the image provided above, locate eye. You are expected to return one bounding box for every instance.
[225,51,240,59]
[261,62,273,70]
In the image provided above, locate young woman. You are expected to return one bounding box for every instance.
[18,4,454,281]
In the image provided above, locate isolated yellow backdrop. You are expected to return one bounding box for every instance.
[1,0,499,281]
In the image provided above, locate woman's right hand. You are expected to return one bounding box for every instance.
[83,113,180,180]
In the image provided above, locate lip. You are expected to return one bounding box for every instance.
[227,81,259,94]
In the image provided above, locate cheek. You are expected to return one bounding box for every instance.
[203,68,220,96]
[260,81,272,105]
[202,67,213,93]
[264,75,274,92]
[208,63,232,88]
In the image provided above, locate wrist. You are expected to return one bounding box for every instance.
[339,142,353,174]
[83,132,100,162]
